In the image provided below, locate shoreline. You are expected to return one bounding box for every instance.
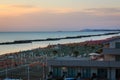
[0,35,119,79]
[0,31,119,45]
[0,35,119,56]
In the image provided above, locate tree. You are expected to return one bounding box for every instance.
[53,50,58,56]
[73,51,79,57]
[96,49,103,53]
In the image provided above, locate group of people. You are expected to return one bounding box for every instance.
[74,72,97,80]
[47,72,97,80]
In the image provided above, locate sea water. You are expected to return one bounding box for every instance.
[0,31,119,55]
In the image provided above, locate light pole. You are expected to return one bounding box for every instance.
[28,65,30,80]
[5,65,8,78]
[45,54,47,80]
[42,54,47,80]
[43,63,45,80]
[62,67,67,78]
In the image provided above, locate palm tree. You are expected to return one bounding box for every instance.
[73,51,79,57]
[53,50,58,56]
[96,49,103,54]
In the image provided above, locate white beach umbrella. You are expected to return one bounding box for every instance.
[89,53,100,56]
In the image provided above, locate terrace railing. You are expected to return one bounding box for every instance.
[48,59,120,68]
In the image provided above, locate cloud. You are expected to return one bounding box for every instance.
[85,8,120,16]
[86,8,120,13]
[0,5,40,17]
[10,5,75,13]
[0,10,120,31]
[0,4,78,17]
[0,6,120,31]
[47,8,77,14]
[10,5,35,8]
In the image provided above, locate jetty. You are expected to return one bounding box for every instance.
[0,31,120,45]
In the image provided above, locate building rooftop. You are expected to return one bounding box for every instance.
[52,56,90,61]
[103,48,120,55]
[47,56,120,68]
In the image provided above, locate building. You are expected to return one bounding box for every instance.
[47,36,120,80]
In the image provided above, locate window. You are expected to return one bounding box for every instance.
[115,56,120,61]
[53,67,62,77]
[115,42,120,48]
[116,69,120,79]
[67,67,77,77]
[81,68,91,78]
[97,68,107,78]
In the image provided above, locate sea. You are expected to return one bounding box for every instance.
[0,31,120,55]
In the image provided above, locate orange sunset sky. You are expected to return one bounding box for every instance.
[0,0,120,31]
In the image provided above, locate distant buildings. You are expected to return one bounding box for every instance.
[47,36,120,80]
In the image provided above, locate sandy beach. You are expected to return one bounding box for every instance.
[0,36,119,79]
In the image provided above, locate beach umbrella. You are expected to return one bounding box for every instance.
[89,53,100,60]
[89,53,100,56]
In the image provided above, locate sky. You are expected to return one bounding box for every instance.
[0,0,120,31]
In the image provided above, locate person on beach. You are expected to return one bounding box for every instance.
[47,71,53,80]
[91,73,97,80]
[75,72,82,80]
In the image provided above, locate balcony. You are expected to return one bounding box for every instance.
[103,48,120,55]
[47,59,120,68]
